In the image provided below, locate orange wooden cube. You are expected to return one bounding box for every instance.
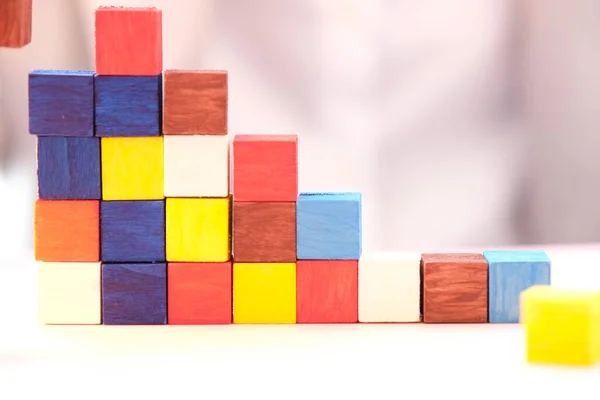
[296,260,358,323]
[167,262,232,324]
[0,0,32,48]
[34,200,100,262]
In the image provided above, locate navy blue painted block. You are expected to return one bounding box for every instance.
[101,200,165,262]
[484,250,551,324]
[37,137,101,200]
[28,70,95,137]
[296,192,362,260]
[95,75,162,137]
[102,263,167,325]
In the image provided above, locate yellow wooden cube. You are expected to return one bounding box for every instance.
[166,197,230,262]
[520,285,600,366]
[101,137,164,200]
[233,263,296,324]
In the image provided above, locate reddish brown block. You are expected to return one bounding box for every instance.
[167,262,232,324]
[94,7,162,76]
[233,202,296,262]
[296,260,358,323]
[0,0,32,48]
[232,135,298,202]
[163,70,228,135]
[34,200,100,262]
[422,253,488,323]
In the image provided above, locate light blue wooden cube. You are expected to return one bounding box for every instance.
[484,250,551,323]
[296,192,362,260]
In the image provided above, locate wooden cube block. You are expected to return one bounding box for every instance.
[421,253,488,323]
[0,0,32,48]
[38,262,101,325]
[95,75,162,137]
[233,263,296,324]
[166,198,230,262]
[101,137,164,200]
[164,135,230,197]
[94,7,162,76]
[37,137,101,200]
[168,262,232,324]
[232,134,298,202]
[101,200,165,263]
[34,200,99,262]
[521,285,600,366]
[296,260,358,323]
[28,70,95,137]
[485,250,551,323]
[163,70,228,135]
[102,263,167,325]
[233,202,295,262]
[358,252,421,323]
[296,192,362,260]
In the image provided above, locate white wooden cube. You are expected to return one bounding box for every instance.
[38,262,101,324]
[358,252,421,322]
[164,135,230,197]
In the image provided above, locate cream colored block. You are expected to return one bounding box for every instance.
[164,135,230,197]
[358,252,421,322]
[38,262,101,325]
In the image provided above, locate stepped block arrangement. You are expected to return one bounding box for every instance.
[520,286,600,366]
[35,9,597,365]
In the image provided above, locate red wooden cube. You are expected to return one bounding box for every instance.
[232,135,298,202]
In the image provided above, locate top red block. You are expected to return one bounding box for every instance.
[95,7,162,76]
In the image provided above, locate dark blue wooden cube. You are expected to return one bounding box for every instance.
[485,250,551,323]
[28,70,95,137]
[100,200,165,262]
[95,75,162,137]
[296,192,362,260]
[37,137,101,200]
[102,263,167,325]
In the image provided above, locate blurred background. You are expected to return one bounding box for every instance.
[1,0,600,264]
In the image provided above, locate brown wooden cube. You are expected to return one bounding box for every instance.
[233,202,296,262]
[422,253,488,323]
[0,0,32,48]
[162,70,228,135]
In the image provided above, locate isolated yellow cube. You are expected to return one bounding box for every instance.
[233,263,296,324]
[166,197,230,262]
[520,285,600,366]
[101,137,164,200]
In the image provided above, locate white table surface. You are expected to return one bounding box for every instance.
[1,246,600,399]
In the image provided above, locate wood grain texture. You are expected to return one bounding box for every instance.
[163,70,228,135]
[166,198,230,262]
[233,201,296,262]
[233,263,296,324]
[232,134,298,202]
[94,7,162,76]
[37,137,101,200]
[164,135,230,197]
[34,200,99,262]
[296,260,358,323]
[484,250,551,323]
[101,137,164,200]
[38,262,101,325]
[521,285,600,366]
[421,253,488,323]
[102,263,167,325]
[358,252,421,323]
[28,70,95,137]
[95,75,161,137]
[168,262,232,324]
[100,200,165,263]
[0,0,31,48]
[296,192,362,260]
